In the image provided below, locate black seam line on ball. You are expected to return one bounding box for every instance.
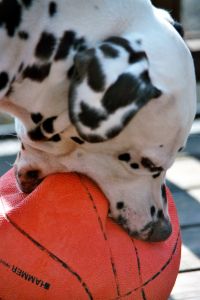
[112,231,180,299]
[0,198,93,300]
[77,173,121,298]
[131,239,147,300]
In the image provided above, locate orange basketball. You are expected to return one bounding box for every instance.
[0,168,181,299]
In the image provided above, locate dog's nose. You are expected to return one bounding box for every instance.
[147,218,172,242]
[15,168,42,193]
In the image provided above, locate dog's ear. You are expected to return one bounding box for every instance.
[73,49,95,80]
[69,63,162,143]
[69,42,162,143]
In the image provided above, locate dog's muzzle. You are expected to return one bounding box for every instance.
[134,218,172,242]
[15,167,43,193]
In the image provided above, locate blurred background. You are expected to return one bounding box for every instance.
[0,1,200,299]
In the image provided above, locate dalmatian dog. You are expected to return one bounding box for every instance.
[0,0,196,241]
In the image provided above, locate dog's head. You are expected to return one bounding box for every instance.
[15,130,173,242]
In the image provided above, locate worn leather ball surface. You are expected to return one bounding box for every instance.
[0,168,181,299]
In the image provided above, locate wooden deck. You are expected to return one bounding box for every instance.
[0,121,200,299]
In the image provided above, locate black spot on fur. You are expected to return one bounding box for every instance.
[159,144,164,148]
[141,157,163,173]
[157,210,164,219]
[140,71,162,98]
[106,127,121,139]
[21,0,33,8]
[105,37,130,50]
[178,147,184,152]
[136,39,142,45]
[55,31,76,61]
[71,136,84,145]
[152,172,161,179]
[79,102,106,129]
[49,1,57,17]
[0,0,22,37]
[35,32,56,60]
[23,64,51,81]
[72,50,94,82]
[129,51,146,64]
[122,110,135,128]
[73,37,87,52]
[0,72,9,90]
[102,73,139,113]
[102,70,161,116]
[18,30,29,40]
[150,206,156,217]
[117,215,127,225]
[28,127,45,141]
[42,116,57,133]
[161,185,167,204]
[49,134,61,142]
[130,163,139,169]
[100,44,119,58]
[80,133,104,143]
[67,65,75,79]
[105,36,147,63]
[31,113,43,124]
[87,54,105,92]
[118,153,131,162]
[117,202,124,209]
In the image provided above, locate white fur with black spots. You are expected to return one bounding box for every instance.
[0,0,196,241]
